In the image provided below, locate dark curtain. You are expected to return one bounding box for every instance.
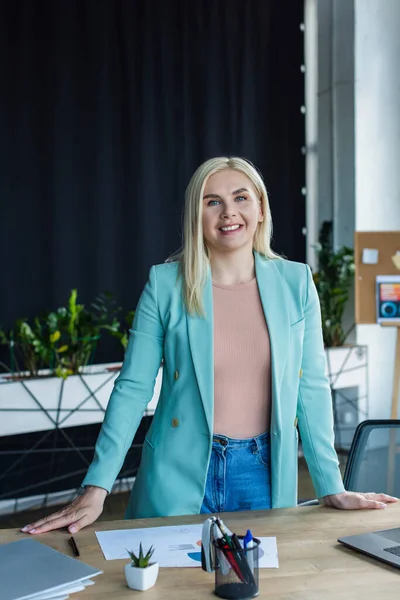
[0,0,305,340]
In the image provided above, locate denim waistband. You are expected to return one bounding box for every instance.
[212,431,269,448]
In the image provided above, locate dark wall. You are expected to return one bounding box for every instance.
[0,416,153,500]
[0,0,305,335]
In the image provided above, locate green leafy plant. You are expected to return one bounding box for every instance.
[48,290,122,378]
[126,543,155,568]
[0,318,54,378]
[0,290,133,379]
[313,221,355,347]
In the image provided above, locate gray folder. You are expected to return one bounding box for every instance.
[0,538,102,600]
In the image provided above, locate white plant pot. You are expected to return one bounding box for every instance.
[124,562,159,591]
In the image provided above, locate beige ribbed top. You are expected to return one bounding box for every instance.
[212,277,272,438]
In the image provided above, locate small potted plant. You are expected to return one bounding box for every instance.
[124,543,159,592]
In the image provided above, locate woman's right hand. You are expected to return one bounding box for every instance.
[21,485,108,535]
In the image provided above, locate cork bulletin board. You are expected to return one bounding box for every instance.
[355,231,400,324]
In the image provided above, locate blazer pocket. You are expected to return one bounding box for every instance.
[144,418,162,450]
[290,317,305,332]
[144,435,156,452]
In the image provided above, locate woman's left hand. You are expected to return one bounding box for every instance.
[321,491,398,510]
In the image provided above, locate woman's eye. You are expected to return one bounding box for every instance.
[235,195,247,202]
[207,199,220,207]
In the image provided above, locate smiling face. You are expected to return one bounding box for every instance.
[201,169,264,257]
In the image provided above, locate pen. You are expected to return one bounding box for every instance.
[216,521,253,585]
[69,536,80,557]
[231,533,243,551]
[243,529,252,550]
[216,539,246,582]
[231,532,256,586]
[215,521,244,580]
[215,519,233,548]
[243,529,256,572]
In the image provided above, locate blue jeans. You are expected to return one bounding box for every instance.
[200,432,272,513]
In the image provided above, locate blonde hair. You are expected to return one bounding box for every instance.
[171,156,280,315]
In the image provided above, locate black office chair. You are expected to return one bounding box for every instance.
[343,419,400,496]
[299,419,400,505]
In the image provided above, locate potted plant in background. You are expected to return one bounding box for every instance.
[0,290,160,438]
[0,289,122,380]
[125,543,159,592]
[313,220,355,348]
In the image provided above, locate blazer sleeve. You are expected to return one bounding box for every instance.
[82,266,165,492]
[297,264,345,498]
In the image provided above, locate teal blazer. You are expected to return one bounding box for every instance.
[83,252,345,517]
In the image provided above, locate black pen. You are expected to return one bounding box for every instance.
[231,532,256,587]
[231,533,243,551]
[69,536,80,557]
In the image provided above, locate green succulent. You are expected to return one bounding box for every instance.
[126,543,155,568]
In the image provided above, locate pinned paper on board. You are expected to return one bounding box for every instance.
[392,252,400,270]
[362,248,379,264]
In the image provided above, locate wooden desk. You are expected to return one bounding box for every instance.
[1,504,400,599]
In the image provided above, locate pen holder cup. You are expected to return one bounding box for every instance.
[212,536,260,599]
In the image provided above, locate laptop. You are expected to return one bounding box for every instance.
[338,527,400,567]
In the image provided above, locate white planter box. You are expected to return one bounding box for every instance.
[0,363,162,437]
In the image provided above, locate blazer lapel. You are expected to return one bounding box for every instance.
[186,273,214,435]
[255,253,290,430]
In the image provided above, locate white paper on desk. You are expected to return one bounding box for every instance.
[96,525,279,568]
[257,536,279,568]
[362,248,379,264]
[97,524,203,566]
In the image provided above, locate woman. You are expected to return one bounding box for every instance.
[22,157,397,535]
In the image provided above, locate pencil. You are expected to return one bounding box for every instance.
[69,536,80,557]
